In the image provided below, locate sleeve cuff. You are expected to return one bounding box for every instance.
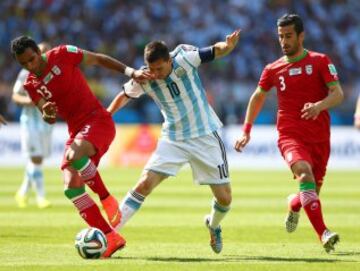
[199,46,215,63]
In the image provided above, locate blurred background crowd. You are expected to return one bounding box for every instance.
[0,0,359,125]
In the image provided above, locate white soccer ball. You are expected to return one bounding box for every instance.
[75,227,107,259]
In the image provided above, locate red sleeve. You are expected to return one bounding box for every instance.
[318,54,339,86]
[258,64,273,92]
[23,81,42,104]
[57,45,84,66]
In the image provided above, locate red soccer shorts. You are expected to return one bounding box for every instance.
[61,110,116,170]
[278,135,330,185]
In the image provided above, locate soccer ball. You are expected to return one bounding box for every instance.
[74,227,107,259]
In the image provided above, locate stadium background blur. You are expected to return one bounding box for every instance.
[1,2,360,270]
[0,0,359,126]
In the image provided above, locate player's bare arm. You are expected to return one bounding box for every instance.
[35,98,57,124]
[107,91,131,115]
[354,96,360,129]
[12,92,33,106]
[234,87,267,152]
[0,114,7,127]
[214,29,241,59]
[301,83,344,120]
[82,50,153,83]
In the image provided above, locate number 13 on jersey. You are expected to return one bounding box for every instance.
[36,85,52,100]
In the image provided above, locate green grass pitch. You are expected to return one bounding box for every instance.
[0,167,359,271]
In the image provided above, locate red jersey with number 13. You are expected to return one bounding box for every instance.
[258,50,339,142]
[24,45,105,133]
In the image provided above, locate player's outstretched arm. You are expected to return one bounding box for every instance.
[354,96,360,129]
[234,87,267,152]
[82,50,153,83]
[0,114,7,127]
[301,83,344,120]
[12,93,33,106]
[107,91,131,115]
[214,29,241,59]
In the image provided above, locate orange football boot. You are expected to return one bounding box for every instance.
[101,195,122,228]
[102,230,126,258]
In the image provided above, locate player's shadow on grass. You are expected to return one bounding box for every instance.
[333,251,360,256]
[117,255,354,263]
[235,256,352,263]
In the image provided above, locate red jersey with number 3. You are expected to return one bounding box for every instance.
[23,45,105,133]
[258,50,339,142]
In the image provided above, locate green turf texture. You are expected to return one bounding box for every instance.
[0,168,359,271]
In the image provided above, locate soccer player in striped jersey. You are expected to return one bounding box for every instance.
[12,42,53,209]
[234,14,343,253]
[108,29,240,254]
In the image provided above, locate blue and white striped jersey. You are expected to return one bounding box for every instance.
[13,69,52,132]
[123,44,222,141]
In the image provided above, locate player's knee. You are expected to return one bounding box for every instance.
[65,149,76,163]
[297,172,315,183]
[293,163,314,182]
[215,194,232,207]
[66,146,86,164]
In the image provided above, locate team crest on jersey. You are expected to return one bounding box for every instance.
[43,72,54,85]
[66,45,78,53]
[289,67,302,76]
[174,66,186,77]
[51,65,61,75]
[328,64,337,75]
[305,65,313,75]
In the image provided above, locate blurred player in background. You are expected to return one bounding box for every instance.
[234,14,343,253]
[354,94,360,129]
[108,30,240,254]
[12,42,52,209]
[0,114,6,127]
[11,36,152,258]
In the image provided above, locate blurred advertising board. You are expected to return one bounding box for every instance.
[223,125,360,170]
[0,124,359,170]
[107,124,161,167]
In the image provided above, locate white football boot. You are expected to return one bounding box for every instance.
[321,229,340,253]
[285,194,300,233]
[204,215,223,254]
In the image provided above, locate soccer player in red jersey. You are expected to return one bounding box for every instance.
[11,36,153,258]
[234,14,344,253]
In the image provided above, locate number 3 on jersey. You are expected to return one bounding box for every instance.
[36,85,52,100]
[279,76,286,91]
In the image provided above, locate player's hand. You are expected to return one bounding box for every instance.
[225,29,241,51]
[42,101,57,124]
[301,102,322,120]
[234,132,251,152]
[0,114,7,127]
[132,69,155,84]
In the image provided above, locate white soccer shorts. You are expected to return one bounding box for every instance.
[20,123,52,158]
[144,131,230,185]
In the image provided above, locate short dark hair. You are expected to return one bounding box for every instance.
[144,41,170,63]
[277,14,304,35]
[11,36,39,58]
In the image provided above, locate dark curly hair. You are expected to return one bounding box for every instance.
[11,36,39,59]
